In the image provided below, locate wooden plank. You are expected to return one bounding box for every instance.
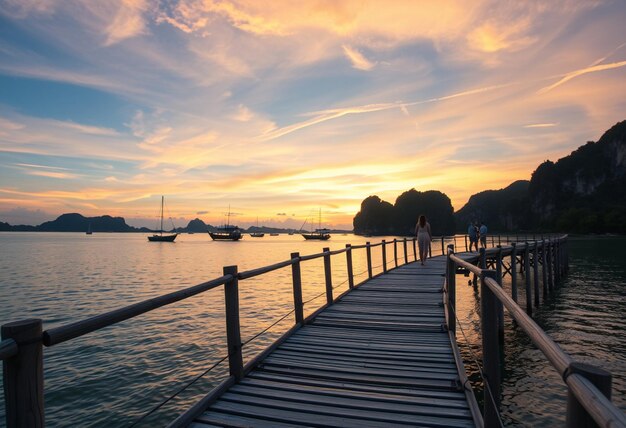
[196,411,309,428]
[246,371,467,401]
[210,398,473,427]
[227,384,473,418]
[238,377,470,408]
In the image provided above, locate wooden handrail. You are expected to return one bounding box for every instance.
[483,276,571,374]
[238,259,295,280]
[43,275,232,346]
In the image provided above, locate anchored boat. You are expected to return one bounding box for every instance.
[209,207,242,241]
[148,196,178,242]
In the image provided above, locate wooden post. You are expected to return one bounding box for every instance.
[223,266,243,380]
[542,240,548,298]
[464,234,468,252]
[480,270,500,427]
[413,238,417,261]
[441,236,445,255]
[345,245,354,289]
[479,247,486,269]
[2,319,44,428]
[566,362,613,427]
[290,253,304,324]
[511,243,518,303]
[366,242,373,279]
[524,243,532,316]
[495,247,504,338]
[547,240,554,295]
[446,245,456,335]
[382,240,387,273]
[323,247,333,304]
[403,238,408,264]
[393,239,398,268]
[532,242,540,307]
[491,235,495,248]
[555,240,561,284]
[498,235,501,246]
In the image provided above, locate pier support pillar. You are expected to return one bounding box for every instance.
[323,247,333,304]
[565,362,612,428]
[345,246,354,289]
[291,253,304,324]
[511,243,518,303]
[480,270,500,428]
[224,266,243,380]
[2,319,44,428]
[445,245,456,335]
[382,240,387,273]
[524,243,532,316]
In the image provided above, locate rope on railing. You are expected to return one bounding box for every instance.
[128,353,230,427]
[242,308,296,347]
[448,302,505,428]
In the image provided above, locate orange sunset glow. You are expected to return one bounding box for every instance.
[1,1,625,229]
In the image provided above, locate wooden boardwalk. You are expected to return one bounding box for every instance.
[188,256,480,427]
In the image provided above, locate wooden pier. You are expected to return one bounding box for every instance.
[2,235,626,428]
[186,258,480,427]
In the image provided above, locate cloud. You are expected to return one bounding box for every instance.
[342,45,376,70]
[537,60,626,94]
[524,123,558,128]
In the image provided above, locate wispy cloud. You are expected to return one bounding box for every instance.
[524,123,558,128]
[342,45,376,70]
[538,60,626,94]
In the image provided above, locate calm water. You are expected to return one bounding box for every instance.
[0,233,624,426]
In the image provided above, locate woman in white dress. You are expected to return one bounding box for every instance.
[415,215,432,265]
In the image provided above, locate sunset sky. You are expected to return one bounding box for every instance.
[1,1,625,229]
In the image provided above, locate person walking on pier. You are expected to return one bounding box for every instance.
[468,222,479,251]
[415,215,432,265]
[479,222,488,248]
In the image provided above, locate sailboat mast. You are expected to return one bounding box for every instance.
[160,196,164,234]
[319,208,321,231]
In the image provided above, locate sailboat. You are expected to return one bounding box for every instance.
[250,217,264,238]
[209,206,242,241]
[301,209,331,240]
[148,196,178,242]
[86,223,92,235]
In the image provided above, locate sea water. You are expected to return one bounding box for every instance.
[0,233,624,426]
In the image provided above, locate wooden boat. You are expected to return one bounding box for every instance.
[302,228,330,240]
[209,226,242,241]
[148,196,178,242]
[301,209,331,240]
[270,233,279,236]
[250,218,264,237]
[209,207,242,241]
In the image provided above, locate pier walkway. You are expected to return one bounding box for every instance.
[185,256,481,427]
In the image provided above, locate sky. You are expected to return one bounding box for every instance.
[0,0,625,230]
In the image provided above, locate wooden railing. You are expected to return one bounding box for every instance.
[446,237,626,428]
[2,237,424,427]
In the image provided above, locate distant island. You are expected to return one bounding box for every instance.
[354,119,626,235]
[0,213,349,234]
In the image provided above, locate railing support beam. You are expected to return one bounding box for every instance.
[2,319,44,428]
[480,270,501,428]
[223,266,243,380]
[323,247,333,304]
[366,242,373,279]
[345,245,355,289]
[566,362,612,428]
[290,253,304,324]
